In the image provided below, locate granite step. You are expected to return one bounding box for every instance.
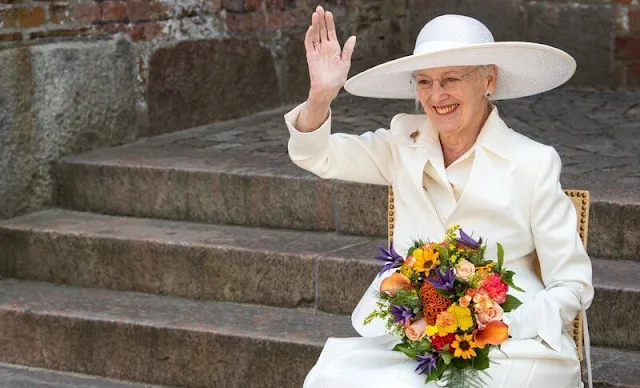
[0,209,383,311]
[0,209,637,350]
[590,347,640,388]
[56,91,640,262]
[0,363,169,387]
[0,279,355,388]
[0,279,637,388]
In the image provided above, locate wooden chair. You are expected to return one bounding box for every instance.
[386,187,589,361]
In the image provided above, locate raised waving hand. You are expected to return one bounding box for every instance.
[305,6,357,104]
[297,6,356,132]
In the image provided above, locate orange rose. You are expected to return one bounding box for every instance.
[405,317,428,341]
[459,295,472,308]
[475,304,503,329]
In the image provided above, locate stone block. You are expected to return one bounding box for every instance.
[335,181,387,237]
[0,210,373,307]
[316,241,383,314]
[147,38,280,135]
[0,279,356,387]
[57,151,337,232]
[526,2,615,86]
[408,0,528,44]
[277,31,310,103]
[0,39,137,220]
[342,0,411,77]
[0,363,160,387]
[589,201,639,262]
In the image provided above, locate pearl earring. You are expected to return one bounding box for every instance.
[484,90,492,98]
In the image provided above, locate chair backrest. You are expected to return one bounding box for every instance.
[386,187,589,361]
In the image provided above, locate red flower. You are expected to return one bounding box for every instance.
[480,273,508,304]
[431,333,456,352]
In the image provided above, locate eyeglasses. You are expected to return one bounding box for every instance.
[412,67,481,91]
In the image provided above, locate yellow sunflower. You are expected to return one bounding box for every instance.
[451,333,478,359]
[413,246,440,274]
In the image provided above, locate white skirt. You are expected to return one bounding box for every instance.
[303,334,581,388]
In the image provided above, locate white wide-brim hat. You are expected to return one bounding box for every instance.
[344,14,576,100]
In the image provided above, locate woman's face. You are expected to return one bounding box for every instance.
[414,65,497,138]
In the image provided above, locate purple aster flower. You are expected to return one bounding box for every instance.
[426,267,456,292]
[390,305,414,326]
[456,229,479,249]
[415,352,438,375]
[374,242,404,275]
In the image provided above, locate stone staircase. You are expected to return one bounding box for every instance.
[0,90,639,387]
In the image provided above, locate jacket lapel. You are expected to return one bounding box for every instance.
[449,108,517,220]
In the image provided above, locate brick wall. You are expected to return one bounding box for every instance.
[614,0,640,85]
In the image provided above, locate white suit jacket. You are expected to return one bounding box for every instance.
[285,102,594,354]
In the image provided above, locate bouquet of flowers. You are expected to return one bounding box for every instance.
[365,225,523,387]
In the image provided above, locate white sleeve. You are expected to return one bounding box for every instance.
[285,101,401,186]
[503,146,594,352]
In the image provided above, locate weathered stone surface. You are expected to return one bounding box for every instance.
[335,181,387,237]
[340,0,411,77]
[0,279,356,387]
[277,31,310,104]
[0,279,636,387]
[589,347,640,388]
[589,259,640,350]
[0,362,167,387]
[408,0,528,44]
[0,38,137,220]
[1,209,638,349]
[590,202,640,263]
[0,209,378,308]
[57,149,336,232]
[57,91,640,259]
[526,2,614,86]
[316,241,382,314]
[147,38,280,135]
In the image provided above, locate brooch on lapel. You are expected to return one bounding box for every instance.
[410,129,421,143]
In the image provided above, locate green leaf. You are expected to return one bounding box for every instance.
[472,346,490,370]
[501,295,523,312]
[425,360,447,384]
[496,243,504,272]
[441,351,453,365]
[451,357,468,370]
[393,343,419,359]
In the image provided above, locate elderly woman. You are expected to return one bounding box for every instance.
[285,7,594,388]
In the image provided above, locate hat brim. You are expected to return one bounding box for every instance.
[343,42,576,100]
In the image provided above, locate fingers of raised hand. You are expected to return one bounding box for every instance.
[325,10,338,42]
[307,6,340,53]
[341,35,356,62]
[317,6,328,42]
[304,25,316,54]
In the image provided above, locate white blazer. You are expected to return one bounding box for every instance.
[285,102,594,354]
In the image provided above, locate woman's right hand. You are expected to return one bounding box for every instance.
[305,6,357,105]
[295,6,356,133]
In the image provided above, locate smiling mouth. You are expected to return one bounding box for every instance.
[434,104,459,115]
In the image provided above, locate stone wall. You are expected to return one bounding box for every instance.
[0,0,412,219]
[0,0,638,219]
